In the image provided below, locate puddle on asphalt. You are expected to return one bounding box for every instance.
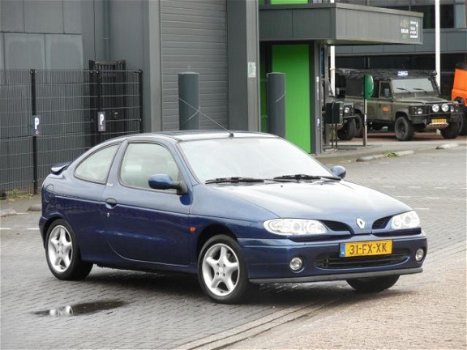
[33,300,126,317]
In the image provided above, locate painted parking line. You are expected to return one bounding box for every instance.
[26,228,40,231]
[434,187,448,190]
[0,227,12,230]
[414,208,430,211]
[395,195,412,198]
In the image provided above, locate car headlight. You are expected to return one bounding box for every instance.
[344,106,350,114]
[390,211,420,230]
[441,103,449,112]
[410,106,424,115]
[432,104,440,113]
[264,219,328,236]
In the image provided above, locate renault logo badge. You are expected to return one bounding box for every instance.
[356,218,365,229]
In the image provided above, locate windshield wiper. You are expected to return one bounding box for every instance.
[395,87,410,92]
[205,177,265,184]
[413,88,429,93]
[272,174,341,182]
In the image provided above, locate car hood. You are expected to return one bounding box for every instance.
[213,181,411,234]
[396,96,449,104]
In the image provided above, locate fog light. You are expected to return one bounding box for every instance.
[289,257,303,271]
[415,248,425,262]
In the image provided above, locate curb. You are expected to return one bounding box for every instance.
[0,208,17,218]
[436,143,459,150]
[28,204,42,212]
[356,149,415,162]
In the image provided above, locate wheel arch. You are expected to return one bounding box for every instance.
[395,111,409,120]
[196,224,237,259]
[41,215,64,247]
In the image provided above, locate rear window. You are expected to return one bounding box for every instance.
[74,144,119,184]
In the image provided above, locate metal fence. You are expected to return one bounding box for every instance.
[0,69,143,195]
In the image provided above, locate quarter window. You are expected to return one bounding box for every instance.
[120,143,180,189]
[75,144,119,184]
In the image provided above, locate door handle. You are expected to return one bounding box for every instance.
[105,198,118,208]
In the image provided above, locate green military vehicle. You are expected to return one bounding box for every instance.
[336,69,463,141]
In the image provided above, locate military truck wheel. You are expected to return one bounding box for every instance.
[395,116,414,141]
[459,114,467,136]
[441,121,460,139]
[354,113,363,138]
[337,118,356,141]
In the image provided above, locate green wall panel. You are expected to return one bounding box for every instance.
[271,0,309,4]
[272,45,311,153]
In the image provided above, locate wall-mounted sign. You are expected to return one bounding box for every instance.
[401,18,419,40]
[410,20,419,39]
[98,111,106,132]
[32,115,40,136]
[248,62,256,78]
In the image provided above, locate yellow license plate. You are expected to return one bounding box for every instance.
[431,118,447,124]
[340,240,393,257]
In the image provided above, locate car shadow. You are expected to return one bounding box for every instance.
[83,269,415,307]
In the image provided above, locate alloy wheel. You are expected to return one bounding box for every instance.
[201,243,240,297]
[47,225,73,273]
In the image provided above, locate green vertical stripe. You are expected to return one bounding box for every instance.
[272,45,311,153]
[271,0,309,4]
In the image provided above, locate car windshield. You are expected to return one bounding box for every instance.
[392,78,436,95]
[178,136,331,183]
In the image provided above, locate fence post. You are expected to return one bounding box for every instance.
[97,71,103,144]
[138,70,144,133]
[90,70,97,146]
[30,69,38,195]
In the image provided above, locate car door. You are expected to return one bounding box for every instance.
[102,141,192,266]
[377,81,393,122]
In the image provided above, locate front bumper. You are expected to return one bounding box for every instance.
[411,112,462,126]
[239,234,427,283]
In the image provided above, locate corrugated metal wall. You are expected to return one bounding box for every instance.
[160,0,228,130]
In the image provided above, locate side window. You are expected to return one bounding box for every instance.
[380,81,392,98]
[346,78,363,97]
[75,144,119,184]
[372,80,380,98]
[120,143,180,189]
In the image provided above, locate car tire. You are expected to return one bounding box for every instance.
[394,116,414,141]
[347,275,400,293]
[45,219,92,280]
[354,113,363,138]
[441,121,460,139]
[337,118,357,141]
[198,235,250,304]
[460,115,467,136]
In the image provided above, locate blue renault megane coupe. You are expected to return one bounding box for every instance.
[40,131,427,303]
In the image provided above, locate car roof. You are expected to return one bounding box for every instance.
[103,130,277,145]
[337,68,436,80]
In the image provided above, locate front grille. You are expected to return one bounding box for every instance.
[322,220,351,232]
[372,216,391,229]
[315,250,409,269]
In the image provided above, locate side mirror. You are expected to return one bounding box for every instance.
[330,165,346,179]
[148,174,188,195]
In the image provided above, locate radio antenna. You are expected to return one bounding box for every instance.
[178,97,234,137]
